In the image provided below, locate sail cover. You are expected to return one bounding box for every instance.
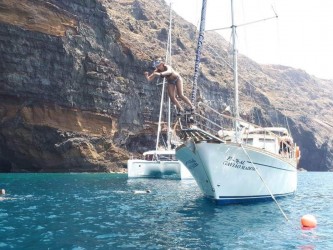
[191,0,207,105]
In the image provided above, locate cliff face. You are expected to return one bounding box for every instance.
[0,0,332,172]
[0,0,137,172]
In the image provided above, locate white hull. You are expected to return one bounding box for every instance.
[178,0,299,205]
[127,150,193,179]
[176,140,297,204]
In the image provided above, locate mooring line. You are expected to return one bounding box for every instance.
[240,144,290,223]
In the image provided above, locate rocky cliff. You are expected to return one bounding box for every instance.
[0,0,332,172]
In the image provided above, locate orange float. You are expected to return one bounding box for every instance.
[301,214,317,228]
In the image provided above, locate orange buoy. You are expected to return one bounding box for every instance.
[301,214,317,228]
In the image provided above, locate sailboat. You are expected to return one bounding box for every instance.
[175,0,299,204]
[127,4,192,179]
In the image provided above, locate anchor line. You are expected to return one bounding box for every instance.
[240,144,290,223]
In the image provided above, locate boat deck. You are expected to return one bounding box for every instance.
[178,127,224,143]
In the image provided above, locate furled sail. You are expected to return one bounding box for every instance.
[191,0,207,105]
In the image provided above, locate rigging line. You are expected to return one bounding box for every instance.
[205,23,280,99]
[274,109,279,127]
[155,2,173,151]
[254,106,261,127]
[155,79,167,151]
[206,15,278,32]
[203,42,271,129]
[204,28,282,128]
[166,2,173,149]
[237,15,278,28]
[240,144,290,223]
[160,131,167,149]
[285,115,291,135]
[204,31,267,95]
[202,39,265,124]
[244,82,256,125]
[204,41,232,72]
[193,0,201,30]
[198,102,285,140]
[203,33,253,94]
[271,4,278,18]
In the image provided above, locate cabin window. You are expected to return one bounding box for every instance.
[244,138,253,145]
[145,154,154,161]
[159,154,175,161]
[259,138,275,143]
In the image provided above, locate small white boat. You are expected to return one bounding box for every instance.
[128,150,193,179]
[127,4,193,180]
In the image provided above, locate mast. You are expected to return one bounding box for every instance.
[167,3,172,150]
[155,2,173,151]
[191,0,207,105]
[231,0,240,142]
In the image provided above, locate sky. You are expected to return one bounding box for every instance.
[164,0,333,80]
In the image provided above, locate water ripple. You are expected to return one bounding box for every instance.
[0,172,332,249]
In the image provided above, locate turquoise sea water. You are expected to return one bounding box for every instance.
[0,172,332,249]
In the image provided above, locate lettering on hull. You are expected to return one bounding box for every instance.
[223,156,255,171]
[185,159,198,170]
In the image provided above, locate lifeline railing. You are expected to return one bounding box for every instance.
[185,102,297,159]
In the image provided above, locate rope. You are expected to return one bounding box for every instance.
[240,144,290,223]
[155,2,173,151]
